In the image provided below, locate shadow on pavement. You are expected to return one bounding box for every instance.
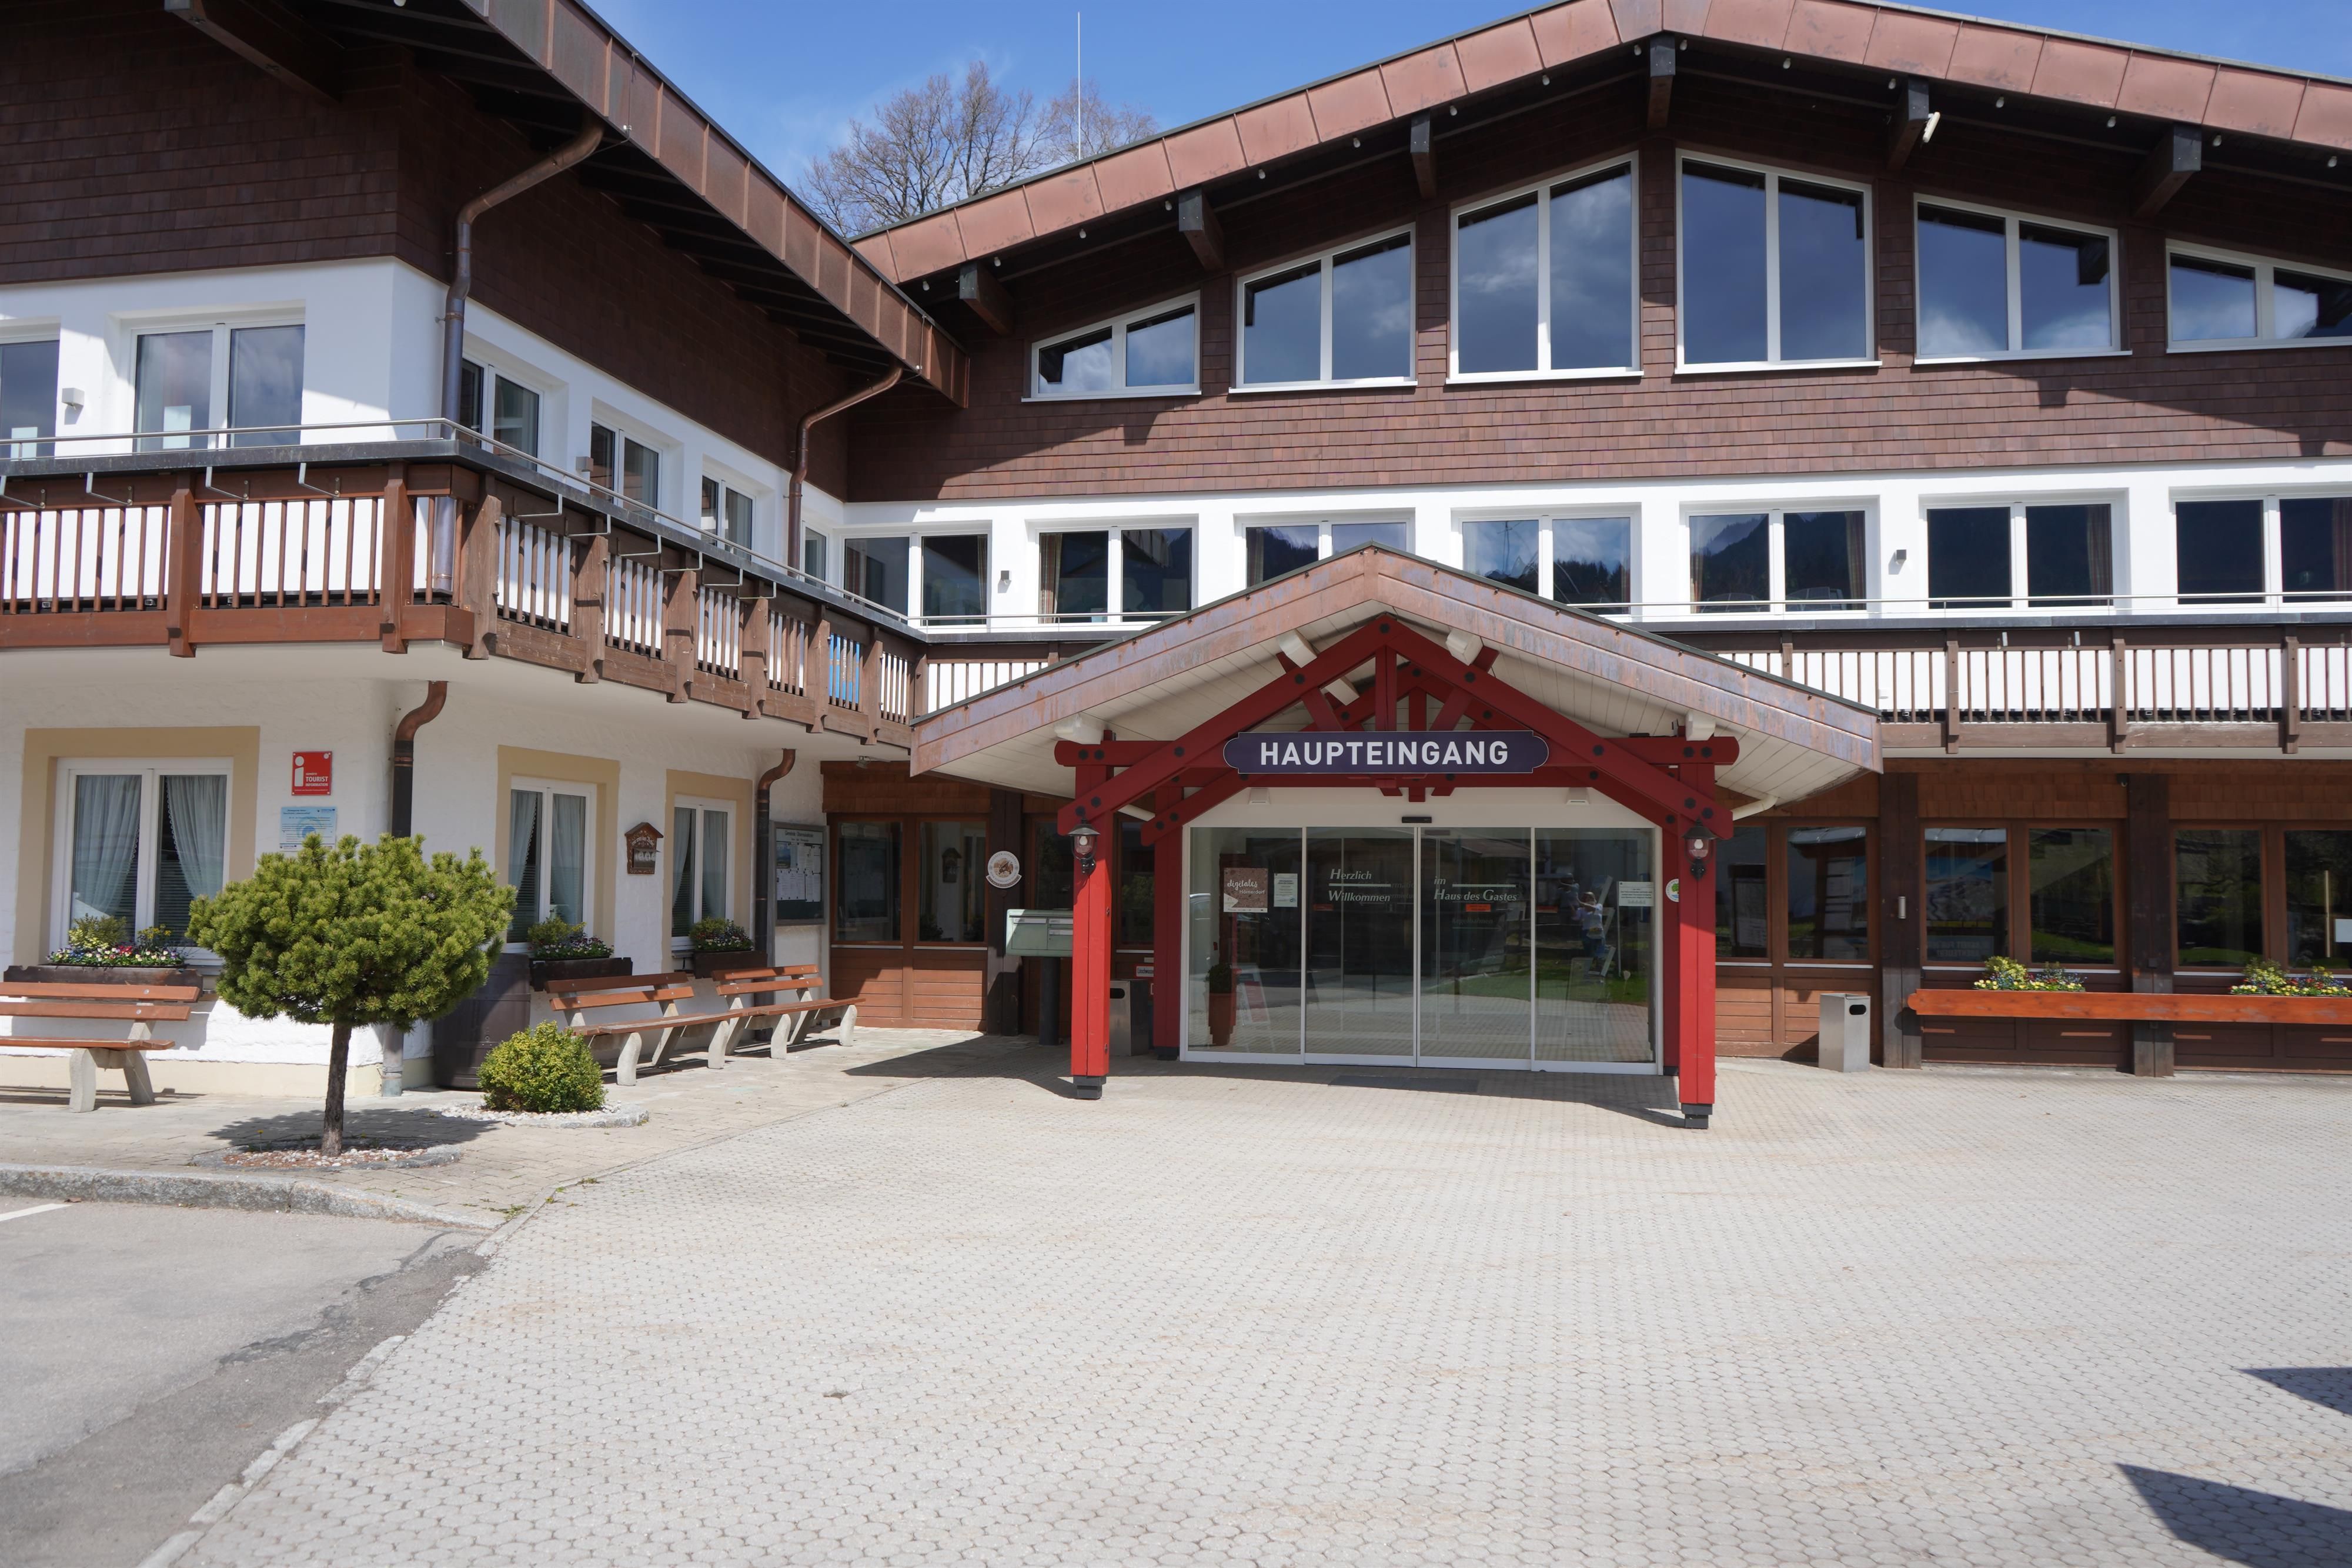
[2243,1368,2352,1420]
[2119,1465,2352,1567]
[206,1106,495,1152]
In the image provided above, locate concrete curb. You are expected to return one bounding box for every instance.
[0,1163,493,1230]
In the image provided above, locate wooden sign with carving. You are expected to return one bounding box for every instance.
[624,821,663,875]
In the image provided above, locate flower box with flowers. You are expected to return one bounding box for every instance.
[523,918,629,990]
[686,919,761,978]
[5,916,205,989]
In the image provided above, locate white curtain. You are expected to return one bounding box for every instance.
[671,805,696,937]
[550,793,586,928]
[700,810,729,927]
[70,774,143,927]
[162,774,228,904]
[508,789,542,938]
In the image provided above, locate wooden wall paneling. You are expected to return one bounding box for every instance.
[2125,771,2175,1076]
[1878,771,1923,1069]
[984,787,1024,1034]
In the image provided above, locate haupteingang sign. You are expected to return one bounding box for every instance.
[1224,730,1550,775]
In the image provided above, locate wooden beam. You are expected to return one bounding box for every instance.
[956,262,1015,336]
[165,0,345,103]
[1409,113,1436,199]
[378,463,412,654]
[2132,123,2202,218]
[1177,189,1224,273]
[165,476,199,660]
[572,533,607,684]
[1886,78,1932,172]
[662,567,698,703]
[1647,36,1676,130]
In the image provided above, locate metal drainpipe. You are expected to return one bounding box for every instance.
[787,367,901,575]
[440,122,604,427]
[384,680,448,1097]
[753,749,799,959]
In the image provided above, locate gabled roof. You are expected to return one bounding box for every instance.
[914,547,1879,808]
[857,0,2352,286]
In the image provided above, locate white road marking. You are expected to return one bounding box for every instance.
[0,1202,69,1224]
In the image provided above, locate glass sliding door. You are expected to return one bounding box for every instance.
[1187,828,1304,1055]
[1534,830,1655,1064]
[1419,829,1532,1064]
[1304,829,1415,1058]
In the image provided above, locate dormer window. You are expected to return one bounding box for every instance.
[1031,296,1198,399]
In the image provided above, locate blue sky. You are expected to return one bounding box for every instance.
[587,1,2347,185]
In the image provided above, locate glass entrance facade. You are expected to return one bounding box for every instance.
[1186,824,1657,1069]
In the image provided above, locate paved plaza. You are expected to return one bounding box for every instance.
[180,1049,2352,1567]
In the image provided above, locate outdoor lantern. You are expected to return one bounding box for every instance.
[1071,823,1100,875]
[1686,828,1713,865]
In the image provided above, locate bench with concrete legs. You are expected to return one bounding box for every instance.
[0,980,198,1111]
[545,973,699,1087]
[704,967,856,1058]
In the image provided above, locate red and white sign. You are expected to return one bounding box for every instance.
[292,751,333,795]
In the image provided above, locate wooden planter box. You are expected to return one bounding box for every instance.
[528,955,630,991]
[5,964,205,991]
[1908,989,2352,1025]
[691,950,764,979]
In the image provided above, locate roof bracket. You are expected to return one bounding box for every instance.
[956,262,1015,336]
[1410,114,1436,199]
[1887,78,1932,172]
[1647,36,1676,130]
[1177,189,1225,273]
[2133,123,2202,217]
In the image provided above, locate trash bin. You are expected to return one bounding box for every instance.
[1128,976,1154,1057]
[1107,980,1132,1058]
[1816,992,1872,1071]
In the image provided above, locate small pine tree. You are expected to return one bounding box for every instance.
[188,834,513,1155]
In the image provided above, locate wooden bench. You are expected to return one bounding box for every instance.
[546,972,699,1087]
[0,980,198,1111]
[706,967,855,1057]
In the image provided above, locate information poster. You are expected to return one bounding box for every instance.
[279,805,336,852]
[773,824,826,924]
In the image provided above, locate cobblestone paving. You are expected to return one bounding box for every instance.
[188,1057,2352,1566]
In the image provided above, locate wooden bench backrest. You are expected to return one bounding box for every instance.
[542,970,690,996]
[3,981,201,1002]
[0,998,195,1021]
[715,974,824,998]
[549,983,695,1014]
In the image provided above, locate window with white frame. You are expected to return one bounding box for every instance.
[1031,296,1199,398]
[803,528,829,583]
[458,360,543,457]
[1237,230,1415,389]
[1461,516,1634,611]
[133,320,303,451]
[1679,158,1871,367]
[1925,502,2116,610]
[1688,509,1867,613]
[843,536,908,613]
[2174,493,2352,606]
[507,778,594,945]
[1452,159,1638,378]
[1242,517,1411,586]
[587,422,660,509]
[2,334,59,459]
[701,476,755,546]
[921,534,990,623]
[1915,200,2119,360]
[2169,244,2352,350]
[1038,524,1194,622]
[670,797,735,942]
[52,760,232,948]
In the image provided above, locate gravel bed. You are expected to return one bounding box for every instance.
[191,1144,462,1171]
[434,1104,649,1128]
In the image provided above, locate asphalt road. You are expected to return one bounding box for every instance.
[0,1201,479,1568]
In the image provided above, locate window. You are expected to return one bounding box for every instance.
[2027,827,2114,965]
[1117,818,1155,948]
[2283,497,2352,603]
[1039,526,1192,623]
[1714,825,1769,959]
[2175,494,2352,606]
[669,801,733,941]
[2286,830,2352,967]
[1,336,58,458]
[1122,526,1193,617]
[55,763,230,947]
[836,821,900,944]
[1915,201,2117,360]
[1237,230,1414,388]
[1331,520,1406,555]
[1925,827,2007,963]
[2169,245,2352,350]
[1461,516,1632,610]
[2175,828,2262,967]
[134,323,303,452]
[918,821,987,942]
[803,529,828,583]
[133,330,210,451]
[1679,159,1870,368]
[507,781,592,945]
[1463,519,1538,594]
[1925,502,2114,610]
[1452,159,1638,379]
[1040,531,1110,621]
[921,534,988,623]
[844,536,908,613]
[458,362,542,457]
[701,478,754,546]
[1688,509,1864,613]
[2174,498,2264,604]
[1786,827,1869,961]
[1244,518,1410,586]
[1031,296,1198,398]
[588,423,659,509]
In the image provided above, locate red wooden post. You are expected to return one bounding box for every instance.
[1674,827,1717,1128]
[1070,768,1112,1097]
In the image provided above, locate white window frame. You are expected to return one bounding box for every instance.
[1,323,62,460]
[1240,513,1415,584]
[1916,494,2123,615]
[669,795,737,949]
[459,357,549,458]
[586,413,670,512]
[1027,294,1201,401]
[700,472,761,549]
[1448,153,1643,384]
[1455,510,1639,613]
[2166,241,2352,353]
[505,777,598,951]
[910,530,993,627]
[1674,152,1877,372]
[126,310,305,449]
[49,757,234,952]
[1034,520,1196,626]
[836,531,914,614]
[1232,226,1419,393]
[2166,487,2352,610]
[1911,195,2126,364]
[1681,504,1876,617]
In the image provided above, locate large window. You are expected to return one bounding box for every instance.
[1925,827,2007,963]
[459,360,542,457]
[1237,230,1414,389]
[133,323,305,452]
[834,821,900,944]
[1714,824,1769,959]
[2169,244,2352,350]
[1786,827,1869,961]
[1031,297,1198,399]
[1452,159,1638,379]
[1915,201,2118,360]
[1689,509,1865,613]
[1040,525,1192,623]
[921,534,988,623]
[2176,494,2352,605]
[2174,498,2265,604]
[588,423,661,510]
[507,780,593,944]
[1925,502,2114,610]
[2286,830,2352,968]
[917,821,987,942]
[1244,518,1410,586]
[54,762,231,946]
[1679,158,1870,368]
[2176,828,2263,967]
[2027,827,2114,965]
[701,477,754,547]
[1,336,58,458]
[1462,516,1633,611]
[669,799,733,942]
[844,536,908,613]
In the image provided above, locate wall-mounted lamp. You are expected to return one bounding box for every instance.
[1247,786,1272,805]
[1071,823,1100,876]
[1685,827,1714,865]
[1563,787,1590,807]
[59,386,85,412]
[997,568,1011,592]
[1889,548,1908,573]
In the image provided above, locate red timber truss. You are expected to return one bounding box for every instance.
[1048,616,1732,1125]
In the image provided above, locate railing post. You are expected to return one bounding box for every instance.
[1940,640,1960,753]
[739,592,771,718]
[861,629,884,739]
[662,563,698,702]
[2281,633,2301,754]
[810,616,832,710]
[166,473,199,658]
[378,461,411,653]
[456,493,501,659]
[572,532,606,683]
[911,649,930,719]
[2109,636,2130,752]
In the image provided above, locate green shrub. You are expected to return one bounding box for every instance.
[477,1022,606,1114]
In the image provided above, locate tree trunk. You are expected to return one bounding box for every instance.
[378,1022,405,1097]
[321,1019,351,1157]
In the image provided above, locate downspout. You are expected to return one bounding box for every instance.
[383,680,447,1098]
[787,367,901,576]
[753,749,799,960]
[440,122,604,427]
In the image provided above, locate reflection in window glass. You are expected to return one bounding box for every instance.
[2286,829,2352,967]
[1124,306,1196,386]
[1245,524,1318,585]
[2282,497,2352,601]
[2175,499,2264,604]
[1330,235,1414,381]
[1550,166,1636,370]
[1926,827,2007,962]
[1122,527,1192,616]
[2025,504,2112,607]
[69,774,143,931]
[1917,205,2007,357]
[622,438,658,509]
[1037,325,1115,393]
[1117,819,1155,948]
[1783,510,1864,609]
[488,376,539,457]
[228,325,304,447]
[2276,269,2352,340]
[1,337,60,459]
[1690,513,1769,611]
[1307,828,1416,1058]
[1456,195,1539,375]
[2171,255,2258,341]
[803,529,828,583]
[1464,519,1538,594]
[1787,826,1868,961]
[1682,164,1768,365]
[846,536,908,613]
[918,821,987,942]
[1778,178,1867,361]
[1187,827,1304,1054]
[834,821,900,944]
[2019,224,2112,351]
[922,535,987,621]
[1714,824,1768,958]
[1421,828,1533,1062]
[1041,531,1109,620]
[1242,263,1321,385]
[1535,828,1654,1062]
[1331,520,1408,555]
[135,330,213,451]
[1927,507,2012,609]
[2029,828,2114,964]
[2176,828,2263,966]
[1554,517,1631,610]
